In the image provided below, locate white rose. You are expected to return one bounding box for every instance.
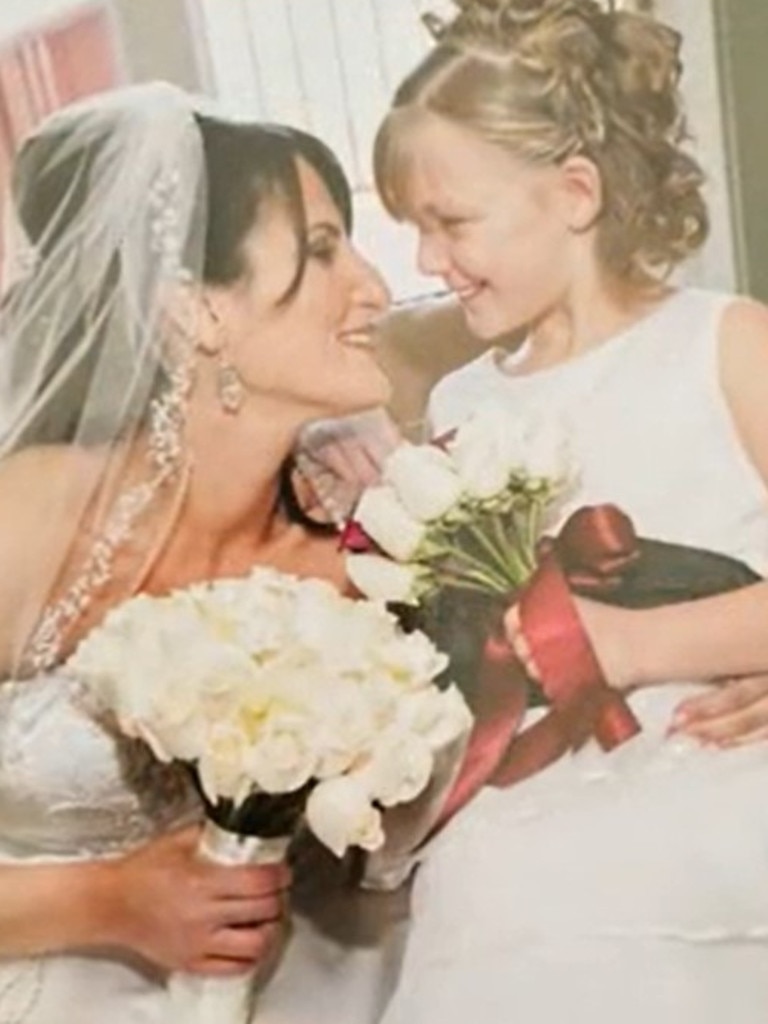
[246,713,318,794]
[360,729,434,807]
[314,688,380,779]
[346,553,427,604]
[377,629,449,690]
[450,406,528,499]
[354,485,426,561]
[306,775,384,857]
[197,720,253,805]
[522,416,573,484]
[383,442,463,522]
[396,684,474,751]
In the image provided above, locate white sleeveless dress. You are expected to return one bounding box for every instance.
[381,289,768,1024]
[0,689,407,1021]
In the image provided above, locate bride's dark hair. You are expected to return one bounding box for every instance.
[8,115,352,434]
[375,0,708,283]
[4,109,351,529]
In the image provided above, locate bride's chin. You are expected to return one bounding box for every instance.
[334,365,392,413]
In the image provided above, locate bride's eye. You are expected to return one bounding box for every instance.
[307,229,341,266]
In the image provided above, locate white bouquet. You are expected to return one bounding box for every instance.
[66,567,471,1024]
[344,405,574,604]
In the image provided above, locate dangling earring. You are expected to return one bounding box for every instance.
[216,354,245,414]
[201,294,245,415]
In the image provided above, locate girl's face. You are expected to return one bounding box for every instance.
[398,114,589,339]
[211,159,392,422]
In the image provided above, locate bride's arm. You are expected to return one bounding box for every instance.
[0,859,119,957]
[0,827,291,973]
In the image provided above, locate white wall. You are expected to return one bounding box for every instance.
[656,0,738,291]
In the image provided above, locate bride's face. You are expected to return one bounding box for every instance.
[211,159,392,420]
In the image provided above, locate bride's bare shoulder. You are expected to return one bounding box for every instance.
[0,443,101,513]
[0,445,103,667]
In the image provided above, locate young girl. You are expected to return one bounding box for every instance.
[368,1,768,1020]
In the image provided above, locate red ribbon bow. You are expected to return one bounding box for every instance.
[436,504,642,830]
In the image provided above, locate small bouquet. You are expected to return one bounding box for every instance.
[344,406,570,605]
[343,406,641,782]
[66,567,471,1024]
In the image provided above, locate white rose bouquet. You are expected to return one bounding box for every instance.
[344,405,573,607]
[66,567,471,1024]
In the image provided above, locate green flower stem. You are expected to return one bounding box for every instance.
[445,549,515,592]
[427,538,517,592]
[489,512,532,583]
[462,521,521,583]
[434,567,511,596]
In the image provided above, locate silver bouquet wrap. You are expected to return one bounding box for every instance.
[167,820,291,1024]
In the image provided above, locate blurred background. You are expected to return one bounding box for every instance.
[0,0,765,303]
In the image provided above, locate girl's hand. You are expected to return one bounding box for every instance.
[104,825,292,976]
[670,675,768,747]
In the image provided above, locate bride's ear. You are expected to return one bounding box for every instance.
[163,283,222,357]
[558,155,603,234]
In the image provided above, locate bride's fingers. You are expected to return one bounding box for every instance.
[209,862,292,900]
[686,705,768,745]
[207,921,281,964]
[671,676,768,728]
[725,725,768,748]
[216,894,288,927]
[671,677,768,745]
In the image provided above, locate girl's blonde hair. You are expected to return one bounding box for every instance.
[374,0,708,282]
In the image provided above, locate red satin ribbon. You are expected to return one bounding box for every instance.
[519,505,642,754]
[433,505,643,834]
[437,626,528,827]
[519,552,641,750]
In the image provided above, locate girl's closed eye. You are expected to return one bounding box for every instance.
[437,212,481,236]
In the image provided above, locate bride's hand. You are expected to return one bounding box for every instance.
[295,409,402,521]
[669,675,768,747]
[104,825,292,976]
[503,598,638,693]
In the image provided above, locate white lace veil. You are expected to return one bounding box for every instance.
[0,82,207,676]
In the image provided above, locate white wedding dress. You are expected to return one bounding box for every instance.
[381,288,768,1024]
[0,676,408,1024]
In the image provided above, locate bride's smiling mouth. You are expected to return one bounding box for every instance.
[337,323,379,349]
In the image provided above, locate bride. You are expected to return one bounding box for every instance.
[0,82,412,1023]
[361,1,768,1021]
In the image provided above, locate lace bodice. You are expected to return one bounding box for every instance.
[0,673,199,862]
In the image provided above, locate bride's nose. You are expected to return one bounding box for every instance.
[350,252,391,317]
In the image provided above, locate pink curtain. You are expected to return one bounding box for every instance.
[0,3,122,276]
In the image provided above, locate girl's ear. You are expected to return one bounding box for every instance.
[558,155,604,234]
